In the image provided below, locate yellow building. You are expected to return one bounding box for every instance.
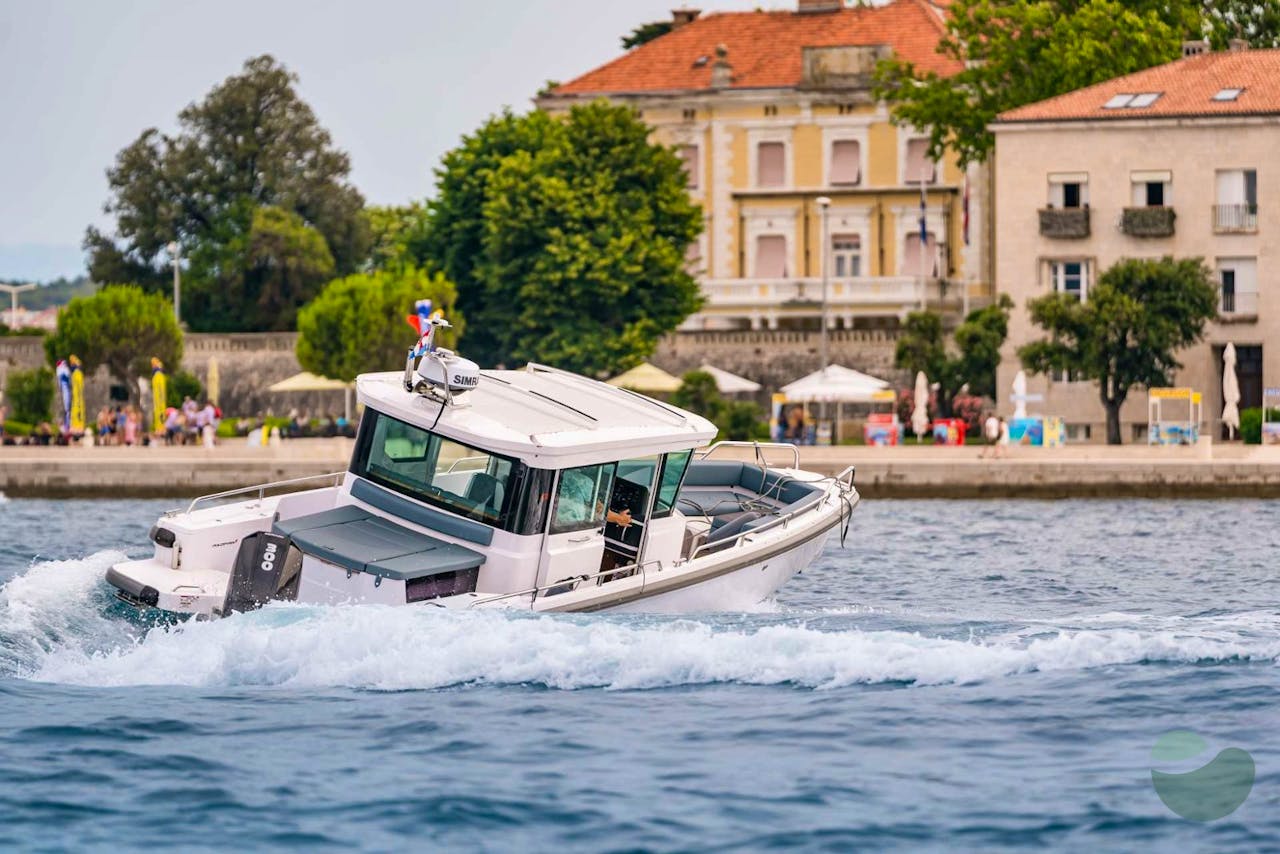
[537,0,991,332]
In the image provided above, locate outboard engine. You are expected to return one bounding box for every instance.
[220,532,303,616]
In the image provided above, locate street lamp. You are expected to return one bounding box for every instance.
[0,282,36,328]
[167,241,181,326]
[815,196,831,372]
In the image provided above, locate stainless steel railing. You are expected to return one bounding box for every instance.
[697,440,801,469]
[175,471,346,516]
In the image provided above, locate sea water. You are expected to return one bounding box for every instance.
[0,498,1277,851]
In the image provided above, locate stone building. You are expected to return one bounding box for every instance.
[992,43,1280,441]
[537,0,992,343]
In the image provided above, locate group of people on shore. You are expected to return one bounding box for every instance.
[0,396,222,447]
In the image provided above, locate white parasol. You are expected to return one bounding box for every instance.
[1012,370,1028,419]
[912,371,930,439]
[1222,342,1240,439]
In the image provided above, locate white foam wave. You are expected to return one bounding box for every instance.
[0,551,141,674]
[31,604,1280,691]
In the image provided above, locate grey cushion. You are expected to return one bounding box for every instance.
[682,461,745,488]
[350,477,494,546]
[274,505,485,581]
[677,490,747,517]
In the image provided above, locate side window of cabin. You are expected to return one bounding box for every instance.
[652,451,693,518]
[549,463,616,534]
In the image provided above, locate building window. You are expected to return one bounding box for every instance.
[904,138,935,184]
[1049,260,1089,301]
[1130,171,1171,207]
[1214,169,1258,231]
[764,105,778,117]
[901,232,938,277]
[837,104,856,115]
[677,145,700,189]
[682,108,696,121]
[757,141,786,188]
[1217,257,1257,314]
[1066,423,1091,441]
[830,140,861,185]
[685,239,702,274]
[831,234,861,277]
[755,234,787,278]
[1048,173,1088,208]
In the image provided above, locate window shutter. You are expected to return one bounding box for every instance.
[902,233,935,277]
[830,140,860,185]
[678,145,699,189]
[904,138,934,184]
[757,142,785,187]
[755,235,787,278]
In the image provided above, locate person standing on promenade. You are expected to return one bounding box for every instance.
[995,416,1011,459]
[981,412,1000,458]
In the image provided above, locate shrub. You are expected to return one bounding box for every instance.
[4,367,55,424]
[2,420,34,437]
[1240,408,1280,444]
[168,369,203,403]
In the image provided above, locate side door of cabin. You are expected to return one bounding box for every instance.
[537,462,617,589]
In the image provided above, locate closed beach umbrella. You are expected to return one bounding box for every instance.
[207,357,220,406]
[1012,370,1029,419]
[912,371,930,439]
[606,362,683,394]
[1222,342,1241,439]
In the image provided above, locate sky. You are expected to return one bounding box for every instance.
[0,0,755,282]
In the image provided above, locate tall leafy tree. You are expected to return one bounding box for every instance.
[296,266,460,383]
[85,55,369,330]
[43,285,183,396]
[1018,257,1218,444]
[621,20,673,49]
[874,0,1195,166]
[1201,0,1280,48]
[896,296,1014,412]
[420,102,703,374]
[363,203,430,272]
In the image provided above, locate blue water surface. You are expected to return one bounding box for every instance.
[0,495,1277,852]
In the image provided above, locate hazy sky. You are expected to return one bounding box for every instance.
[0,0,754,281]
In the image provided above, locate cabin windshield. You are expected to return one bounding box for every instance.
[353,410,520,528]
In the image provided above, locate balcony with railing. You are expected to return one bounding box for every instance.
[1038,207,1090,239]
[1121,206,1176,237]
[1212,203,1258,234]
[1219,288,1258,320]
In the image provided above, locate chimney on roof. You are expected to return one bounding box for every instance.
[1229,37,1250,52]
[711,44,732,88]
[671,7,701,29]
[1182,39,1208,57]
[798,0,843,12]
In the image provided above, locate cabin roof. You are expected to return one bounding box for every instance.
[356,364,717,468]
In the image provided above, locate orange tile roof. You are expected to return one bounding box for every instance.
[551,0,960,96]
[997,48,1280,123]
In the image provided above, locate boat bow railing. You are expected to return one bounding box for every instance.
[174,471,347,516]
[687,464,857,561]
[697,440,801,469]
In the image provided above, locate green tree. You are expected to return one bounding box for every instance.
[4,367,55,424]
[169,370,204,404]
[421,102,703,374]
[621,20,673,49]
[297,267,461,382]
[1202,0,1280,48]
[953,294,1014,400]
[85,55,368,330]
[874,0,1194,166]
[671,370,767,441]
[896,296,1014,412]
[44,285,183,397]
[1018,257,1218,444]
[364,204,429,271]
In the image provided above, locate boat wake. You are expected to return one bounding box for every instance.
[3,554,1278,691]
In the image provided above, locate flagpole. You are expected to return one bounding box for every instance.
[918,175,927,311]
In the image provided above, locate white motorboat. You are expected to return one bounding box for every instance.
[107,316,858,617]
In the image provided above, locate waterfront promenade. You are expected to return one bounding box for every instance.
[5,439,1280,499]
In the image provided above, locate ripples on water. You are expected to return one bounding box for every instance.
[0,498,1277,851]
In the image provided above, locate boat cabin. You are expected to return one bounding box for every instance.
[295,363,719,605]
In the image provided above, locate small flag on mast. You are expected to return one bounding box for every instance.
[962,174,971,247]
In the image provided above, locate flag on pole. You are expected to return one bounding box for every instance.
[919,177,928,246]
[962,174,971,247]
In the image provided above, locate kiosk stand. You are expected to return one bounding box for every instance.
[863,390,902,446]
[1263,387,1280,445]
[1148,388,1201,445]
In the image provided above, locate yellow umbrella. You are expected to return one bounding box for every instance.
[606,362,682,394]
[206,357,220,406]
